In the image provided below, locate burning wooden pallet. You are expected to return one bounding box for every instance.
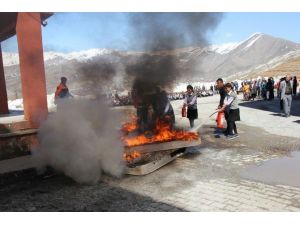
[122,117,201,175]
[124,138,201,175]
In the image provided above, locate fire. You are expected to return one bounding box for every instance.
[123,151,141,162]
[121,115,138,133]
[122,118,199,147]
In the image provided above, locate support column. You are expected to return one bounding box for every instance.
[16,12,48,128]
[0,43,9,115]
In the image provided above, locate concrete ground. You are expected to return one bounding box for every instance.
[0,94,300,211]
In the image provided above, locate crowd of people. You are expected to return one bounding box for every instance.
[238,78,276,101]
[107,87,214,107]
[234,75,299,102]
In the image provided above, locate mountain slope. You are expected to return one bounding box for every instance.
[3,33,300,99]
[182,33,300,79]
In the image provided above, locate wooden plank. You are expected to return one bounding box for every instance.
[124,138,201,154]
[125,149,184,175]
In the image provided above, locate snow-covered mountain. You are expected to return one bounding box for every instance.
[209,42,240,55]
[179,32,300,79]
[4,32,300,68]
[2,48,115,67]
[3,33,300,100]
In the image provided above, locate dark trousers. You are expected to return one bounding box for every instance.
[226,121,237,135]
[279,93,283,110]
[137,107,148,132]
[189,119,194,128]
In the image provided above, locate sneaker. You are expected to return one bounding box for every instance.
[226,135,238,140]
[214,130,225,135]
[233,133,239,138]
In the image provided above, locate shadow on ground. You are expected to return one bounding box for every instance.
[239,97,300,117]
[0,170,184,212]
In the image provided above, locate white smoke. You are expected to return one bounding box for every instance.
[32,98,125,184]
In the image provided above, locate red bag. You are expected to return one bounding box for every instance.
[182,106,187,117]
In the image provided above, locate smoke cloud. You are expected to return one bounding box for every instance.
[126,12,223,92]
[33,98,125,184]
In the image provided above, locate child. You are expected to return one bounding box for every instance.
[219,83,240,140]
[183,85,198,128]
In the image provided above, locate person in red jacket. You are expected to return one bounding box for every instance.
[54,77,72,104]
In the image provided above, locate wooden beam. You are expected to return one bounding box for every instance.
[16,12,48,128]
[124,139,201,154]
[0,44,9,114]
[125,149,185,175]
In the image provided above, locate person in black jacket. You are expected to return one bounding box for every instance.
[293,76,298,96]
[152,87,175,130]
[216,78,226,108]
[266,77,274,100]
[278,77,286,111]
[215,78,226,134]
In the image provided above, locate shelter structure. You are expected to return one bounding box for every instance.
[0,12,52,128]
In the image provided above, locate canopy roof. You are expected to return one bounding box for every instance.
[0,12,52,42]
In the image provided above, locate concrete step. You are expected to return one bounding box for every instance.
[0,129,38,161]
[0,114,31,133]
[0,155,34,175]
[0,129,38,139]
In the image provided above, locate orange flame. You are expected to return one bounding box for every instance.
[121,115,138,133]
[123,151,141,162]
[121,118,199,147]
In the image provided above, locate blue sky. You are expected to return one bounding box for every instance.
[2,12,300,52]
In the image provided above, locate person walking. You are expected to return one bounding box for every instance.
[280,75,293,117]
[250,80,257,101]
[278,77,286,111]
[293,76,298,96]
[242,82,250,101]
[183,85,198,128]
[218,83,240,140]
[256,79,262,98]
[261,79,267,100]
[266,77,275,100]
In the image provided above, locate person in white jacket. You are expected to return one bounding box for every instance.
[183,85,198,128]
[280,75,293,117]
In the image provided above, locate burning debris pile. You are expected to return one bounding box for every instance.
[122,117,199,147]
[121,114,201,175]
